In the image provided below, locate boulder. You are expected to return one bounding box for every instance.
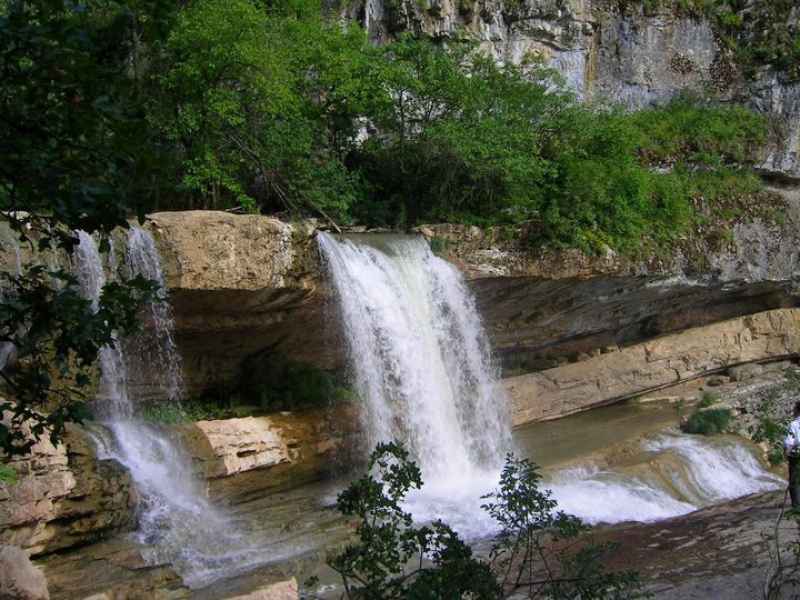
[177,408,356,504]
[0,545,48,600]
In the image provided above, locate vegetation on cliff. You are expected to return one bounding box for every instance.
[2,0,773,256]
[0,0,779,449]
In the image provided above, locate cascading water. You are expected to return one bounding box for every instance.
[124,227,185,403]
[319,231,784,538]
[318,232,511,535]
[547,433,783,524]
[74,228,265,589]
[318,233,510,477]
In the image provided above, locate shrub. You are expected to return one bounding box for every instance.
[682,408,732,435]
[699,391,719,408]
[319,443,645,599]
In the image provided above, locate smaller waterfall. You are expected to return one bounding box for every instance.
[124,227,185,403]
[74,228,265,589]
[548,433,783,525]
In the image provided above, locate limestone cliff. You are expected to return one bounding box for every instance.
[341,0,799,181]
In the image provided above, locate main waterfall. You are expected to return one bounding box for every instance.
[318,233,511,534]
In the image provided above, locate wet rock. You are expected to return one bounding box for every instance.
[0,545,49,600]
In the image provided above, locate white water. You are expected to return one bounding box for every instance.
[548,433,783,526]
[74,228,265,589]
[124,228,185,402]
[318,233,510,481]
[319,231,784,539]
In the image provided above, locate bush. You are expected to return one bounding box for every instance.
[699,391,719,408]
[318,443,645,599]
[682,408,732,435]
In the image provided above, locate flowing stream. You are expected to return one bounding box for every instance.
[74,228,266,589]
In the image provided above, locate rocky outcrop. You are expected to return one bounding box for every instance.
[342,0,799,181]
[506,308,800,425]
[0,545,49,600]
[143,211,336,398]
[177,408,354,504]
[0,421,133,557]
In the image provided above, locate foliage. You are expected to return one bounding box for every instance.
[698,391,719,409]
[139,400,234,424]
[0,463,16,484]
[0,266,154,455]
[147,0,366,221]
[322,443,645,599]
[240,354,350,412]
[0,0,164,456]
[482,454,643,598]
[681,408,732,436]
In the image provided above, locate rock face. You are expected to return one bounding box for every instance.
[177,409,354,504]
[138,193,800,407]
[423,187,800,372]
[0,421,134,557]
[0,545,49,600]
[342,0,800,181]
[506,308,800,425]
[144,211,336,399]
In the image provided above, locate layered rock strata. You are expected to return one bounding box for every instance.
[0,421,134,556]
[178,408,353,504]
[505,308,800,425]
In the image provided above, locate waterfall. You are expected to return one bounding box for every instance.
[124,227,185,403]
[318,233,510,479]
[74,228,264,589]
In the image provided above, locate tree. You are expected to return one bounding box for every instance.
[0,0,167,455]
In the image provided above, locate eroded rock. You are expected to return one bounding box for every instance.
[177,409,355,504]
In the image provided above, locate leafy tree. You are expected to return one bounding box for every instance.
[149,0,366,222]
[0,0,165,455]
[327,442,500,599]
